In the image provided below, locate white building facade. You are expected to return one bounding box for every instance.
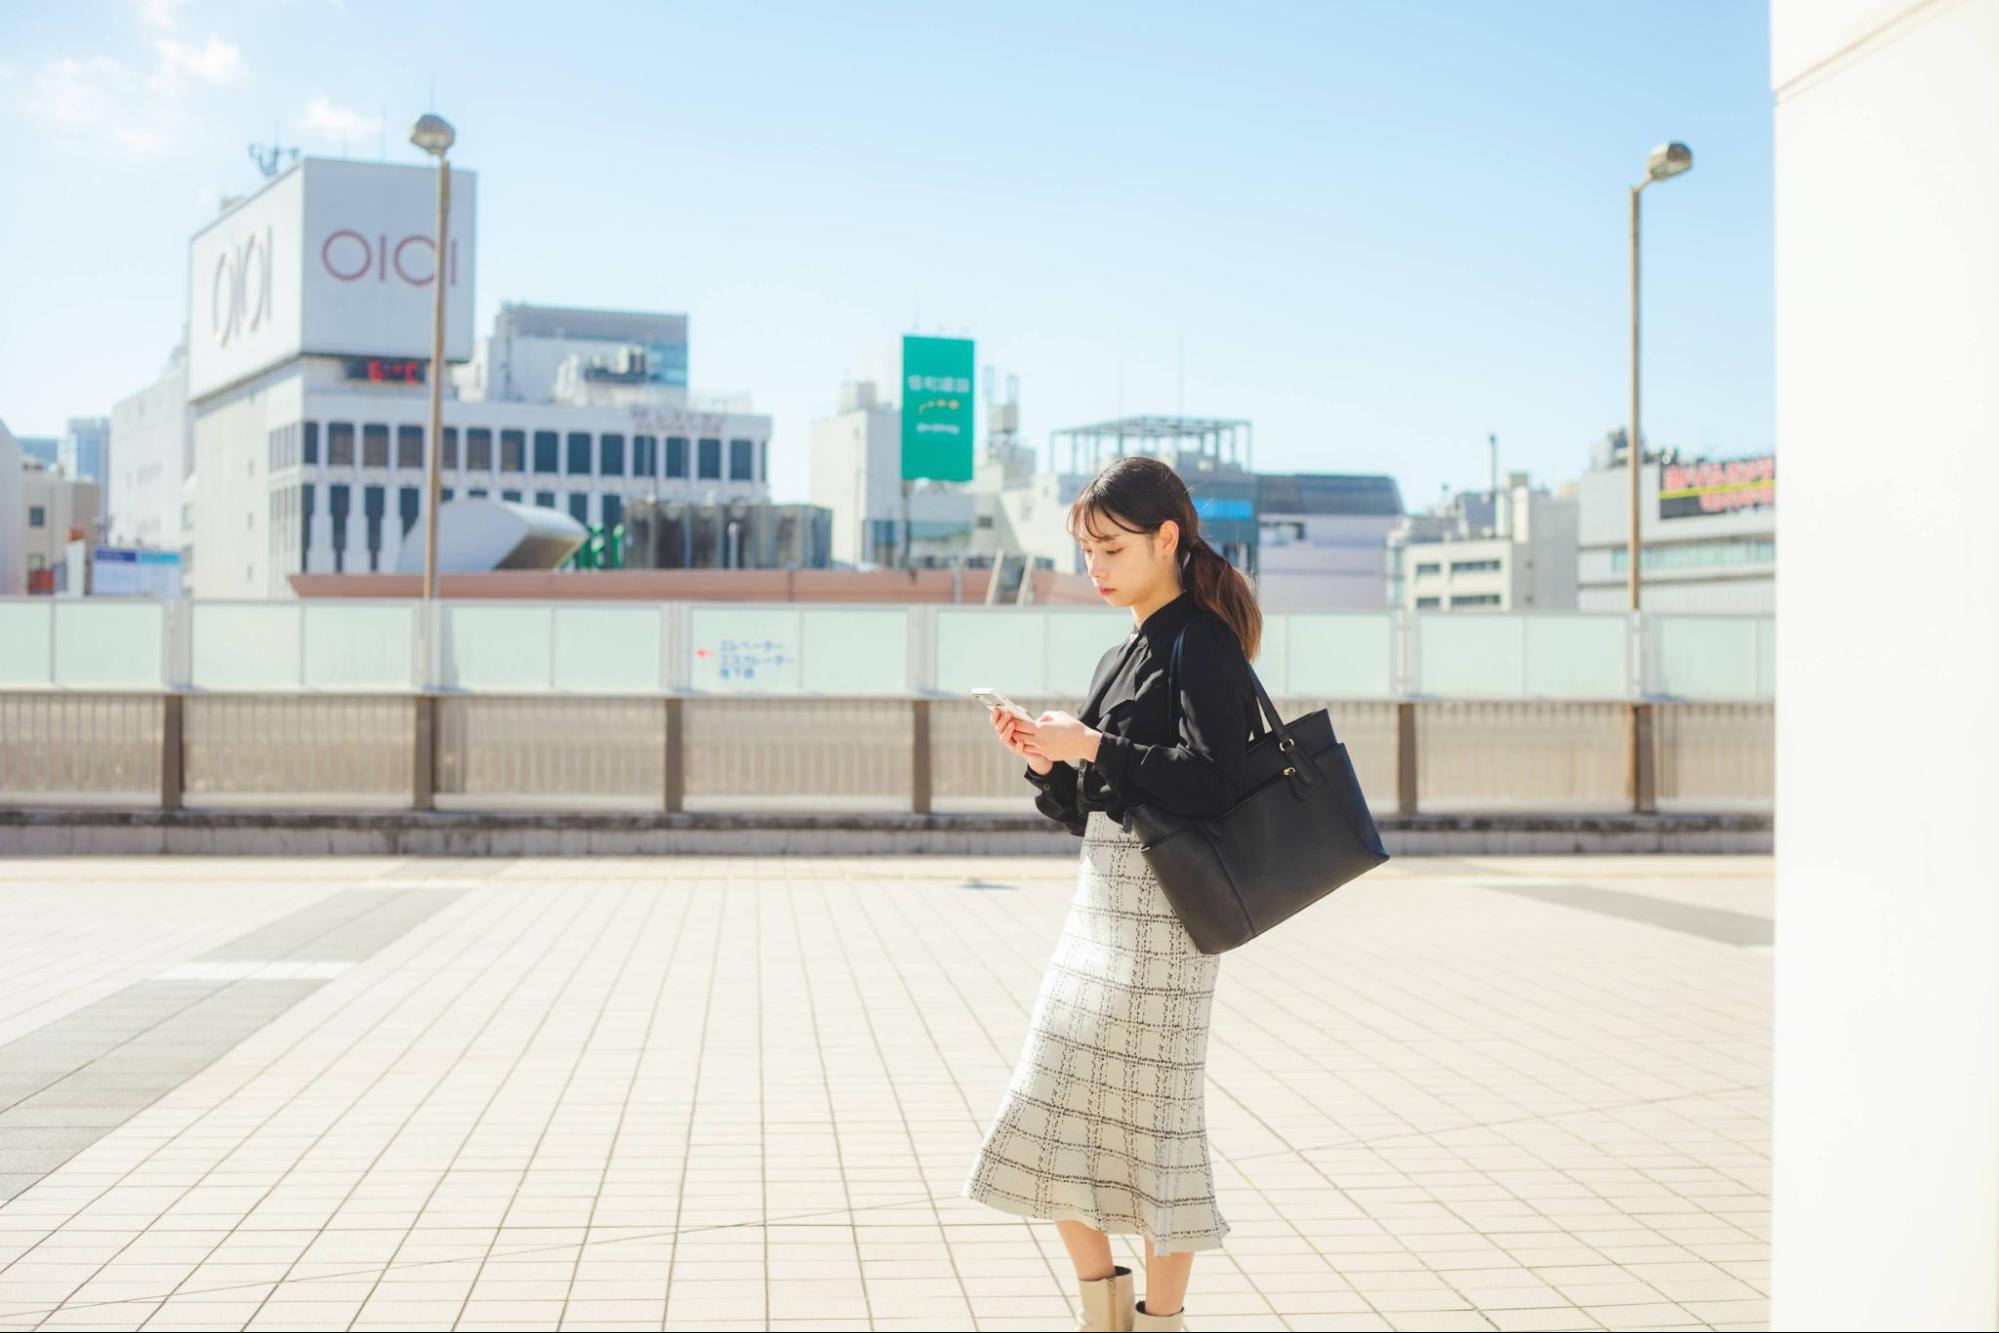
[1386,473,1577,612]
[108,345,192,559]
[158,157,770,597]
[0,423,24,595]
[1574,437,1774,612]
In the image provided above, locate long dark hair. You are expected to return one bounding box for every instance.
[1066,455,1263,662]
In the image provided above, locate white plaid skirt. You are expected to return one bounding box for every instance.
[961,809,1229,1254]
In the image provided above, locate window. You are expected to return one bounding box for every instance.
[728,438,753,481]
[1415,596,1442,609]
[1611,538,1777,573]
[329,483,351,572]
[502,489,522,503]
[567,432,592,475]
[533,430,559,474]
[398,486,420,539]
[599,433,625,476]
[535,490,555,509]
[328,422,355,466]
[442,487,454,503]
[633,434,656,478]
[666,436,689,478]
[300,484,314,571]
[28,505,45,528]
[758,439,769,482]
[500,429,525,472]
[602,494,623,530]
[1451,559,1502,574]
[362,424,389,468]
[469,487,488,499]
[467,427,492,470]
[28,554,44,571]
[442,427,459,470]
[1414,561,1441,576]
[697,437,722,479]
[303,421,319,466]
[363,485,385,570]
[1451,593,1503,607]
[396,425,423,469]
[568,493,590,525]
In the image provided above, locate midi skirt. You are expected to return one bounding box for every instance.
[961,809,1230,1254]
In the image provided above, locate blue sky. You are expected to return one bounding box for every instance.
[1,0,1772,508]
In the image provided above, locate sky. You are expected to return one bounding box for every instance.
[0,0,1774,510]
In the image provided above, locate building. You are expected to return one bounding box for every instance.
[1255,473,1404,611]
[1574,431,1774,612]
[146,155,772,598]
[809,379,905,567]
[20,458,103,593]
[108,343,193,561]
[1046,417,1260,574]
[0,423,24,595]
[623,497,831,570]
[1385,471,1577,612]
[59,417,110,490]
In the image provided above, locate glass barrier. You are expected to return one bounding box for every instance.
[0,601,55,687]
[1649,616,1766,700]
[54,601,166,690]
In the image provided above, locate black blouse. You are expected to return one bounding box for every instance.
[1023,589,1263,837]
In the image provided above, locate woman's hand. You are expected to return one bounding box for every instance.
[991,705,1053,776]
[1020,710,1102,765]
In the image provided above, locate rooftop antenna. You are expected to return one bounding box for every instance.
[247,135,300,179]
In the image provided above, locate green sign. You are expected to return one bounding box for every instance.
[900,335,974,482]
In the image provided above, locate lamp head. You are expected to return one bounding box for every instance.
[1645,141,1693,182]
[409,113,455,157]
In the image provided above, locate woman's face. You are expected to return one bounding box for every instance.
[1076,510,1180,609]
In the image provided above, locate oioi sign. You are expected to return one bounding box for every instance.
[187,158,477,402]
[900,335,974,482]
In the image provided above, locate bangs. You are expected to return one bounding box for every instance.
[1067,500,1143,545]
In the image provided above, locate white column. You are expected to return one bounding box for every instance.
[1771,1,1999,1327]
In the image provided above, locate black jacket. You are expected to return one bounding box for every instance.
[1023,589,1261,836]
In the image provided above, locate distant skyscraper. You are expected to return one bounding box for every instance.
[59,417,110,484]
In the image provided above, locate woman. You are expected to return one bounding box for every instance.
[961,454,1263,1333]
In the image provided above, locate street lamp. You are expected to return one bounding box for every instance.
[410,113,455,619]
[1628,139,1691,815]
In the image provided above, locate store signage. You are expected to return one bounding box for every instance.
[1659,455,1776,519]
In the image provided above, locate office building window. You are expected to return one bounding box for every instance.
[442,427,459,470]
[697,437,722,479]
[1414,561,1441,576]
[533,430,559,474]
[666,436,689,478]
[467,427,492,470]
[28,505,45,528]
[728,438,753,481]
[599,433,625,476]
[300,483,314,571]
[567,432,592,476]
[362,424,389,468]
[758,439,768,482]
[1451,593,1503,608]
[501,429,525,472]
[303,421,319,465]
[1450,559,1502,574]
[329,483,351,572]
[442,487,454,503]
[568,493,589,526]
[396,424,423,469]
[328,422,355,466]
[469,487,488,499]
[633,434,656,478]
[602,494,622,530]
[398,486,420,540]
[502,489,522,503]
[363,485,385,570]
[1415,596,1441,609]
[535,490,556,509]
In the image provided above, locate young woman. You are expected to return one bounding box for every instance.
[961,454,1264,1333]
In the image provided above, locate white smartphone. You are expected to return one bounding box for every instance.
[970,687,1032,721]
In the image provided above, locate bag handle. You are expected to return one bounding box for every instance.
[1165,611,1312,776]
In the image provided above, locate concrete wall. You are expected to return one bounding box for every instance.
[1770,0,1999,1326]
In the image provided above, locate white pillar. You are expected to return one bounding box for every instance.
[1771,1,1999,1327]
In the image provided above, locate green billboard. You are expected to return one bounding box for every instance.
[900,335,975,482]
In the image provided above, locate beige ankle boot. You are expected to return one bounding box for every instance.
[1133,1297,1188,1331]
[1074,1264,1135,1331]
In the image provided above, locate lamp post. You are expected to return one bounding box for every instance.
[410,113,455,616]
[1628,140,1691,814]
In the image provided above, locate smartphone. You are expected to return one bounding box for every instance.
[970,687,1032,721]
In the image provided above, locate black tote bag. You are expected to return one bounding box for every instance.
[1122,611,1390,954]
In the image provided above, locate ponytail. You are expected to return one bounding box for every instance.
[1181,533,1263,662]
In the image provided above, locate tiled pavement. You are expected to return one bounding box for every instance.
[0,852,1771,1331]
